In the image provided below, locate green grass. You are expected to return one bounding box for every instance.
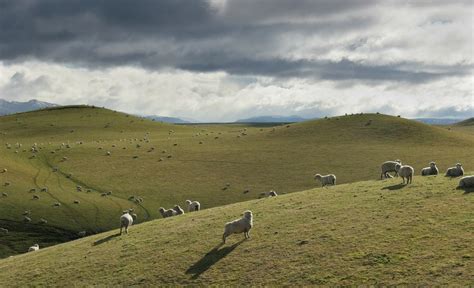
[0,106,473,259]
[0,175,472,286]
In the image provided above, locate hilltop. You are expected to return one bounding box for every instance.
[0,107,473,258]
[0,175,472,286]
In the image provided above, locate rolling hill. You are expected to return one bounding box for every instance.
[0,106,473,259]
[0,175,472,286]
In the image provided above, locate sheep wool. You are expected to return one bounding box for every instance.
[396,164,414,184]
[314,174,336,187]
[458,175,474,189]
[446,163,464,177]
[185,200,201,212]
[222,210,253,243]
[381,160,401,179]
[421,162,439,176]
[120,212,134,234]
[28,244,39,252]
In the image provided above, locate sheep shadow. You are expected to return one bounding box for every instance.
[382,183,406,190]
[93,233,121,246]
[186,239,245,279]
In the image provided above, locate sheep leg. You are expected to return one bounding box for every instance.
[222,233,226,243]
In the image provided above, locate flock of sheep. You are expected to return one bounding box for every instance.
[314,160,472,188]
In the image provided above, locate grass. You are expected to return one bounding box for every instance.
[0,174,472,286]
[0,106,473,258]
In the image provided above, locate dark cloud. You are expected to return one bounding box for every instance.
[0,0,471,84]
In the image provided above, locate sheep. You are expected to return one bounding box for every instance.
[28,244,39,252]
[158,207,177,218]
[77,231,86,237]
[39,218,48,224]
[173,205,185,215]
[445,163,464,177]
[1,192,7,197]
[222,210,253,244]
[1,168,7,173]
[0,227,8,234]
[421,162,439,176]
[314,174,336,187]
[259,190,278,198]
[32,195,40,200]
[396,164,414,184]
[53,202,61,207]
[24,216,31,223]
[380,160,401,179]
[185,200,201,212]
[120,211,134,234]
[73,200,80,204]
[457,175,474,189]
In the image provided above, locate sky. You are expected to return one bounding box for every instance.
[0,0,472,122]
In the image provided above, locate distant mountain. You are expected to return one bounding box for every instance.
[413,118,465,125]
[236,115,308,123]
[143,115,192,124]
[454,117,474,126]
[0,99,58,115]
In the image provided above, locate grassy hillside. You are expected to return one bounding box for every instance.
[1,106,473,258]
[0,175,472,286]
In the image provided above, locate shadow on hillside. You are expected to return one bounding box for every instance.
[382,183,406,190]
[93,233,121,246]
[186,239,245,279]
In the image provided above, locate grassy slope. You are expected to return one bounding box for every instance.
[0,175,472,286]
[1,107,473,258]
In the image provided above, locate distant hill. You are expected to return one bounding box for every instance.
[236,115,308,123]
[413,118,464,125]
[0,99,58,115]
[454,117,474,126]
[143,115,192,123]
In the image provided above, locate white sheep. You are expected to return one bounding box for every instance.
[120,211,134,234]
[185,200,201,212]
[421,162,439,176]
[457,175,474,189]
[445,163,464,177]
[159,207,177,218]
[396,164,414,184]
[314,174,336,186]
[223,210,253,243]
[259,190,278,198]
[28,244,39,252]
[77,231,86,237]
[381,160,401,179]
[0,228,8,234]
[173,205,185,215]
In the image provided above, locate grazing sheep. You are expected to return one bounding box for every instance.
[32,195,40,200]
[0,227,8,234]
[77,231,86,237]
[1,192,8,197]
[173,205,185,215]
[314,174,336,187]
[28,244,39,252]
[223,210,253,243]
[396,164,414,184]
[457,175,474,189]
[445,163,464,177]
[185,200,201,212]
[24,216,31,223]
[158,207,177,218]
[259,190,278,198]
[73,200,80,204]
[381,160,402,179]
[39,218,48,224]
[1,168,7,173]
[53,202,61,207]
[421,162,439,176]
[120,211,134,234]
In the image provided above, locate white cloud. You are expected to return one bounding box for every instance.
[0,61,471,121]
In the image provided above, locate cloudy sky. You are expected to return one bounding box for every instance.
[0,0,472,121]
